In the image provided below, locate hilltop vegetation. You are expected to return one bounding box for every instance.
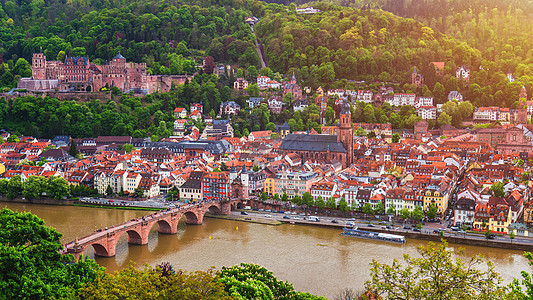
[0,0,261,90]
[255,3,528,108]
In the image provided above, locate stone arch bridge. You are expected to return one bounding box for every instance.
[63,199,243,260]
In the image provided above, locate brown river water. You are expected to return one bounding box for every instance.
[3,202,531,298]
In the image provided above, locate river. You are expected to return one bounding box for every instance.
[3,202,531,298]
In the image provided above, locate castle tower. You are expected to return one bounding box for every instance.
[338,99,353,168]
[32,53,47,80]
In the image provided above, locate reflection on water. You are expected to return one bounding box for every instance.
[3,202,532,299]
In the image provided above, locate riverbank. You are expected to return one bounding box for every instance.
[218,212,533,251]
[4,198,532,251]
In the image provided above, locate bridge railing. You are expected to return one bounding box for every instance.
[64,201,223,250]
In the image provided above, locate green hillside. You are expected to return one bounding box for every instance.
[0,0,261,89]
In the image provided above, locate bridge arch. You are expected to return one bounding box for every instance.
[156,218,174,234]
[92,242,113,257]
[207,204,222,215]
[184,211,202,224]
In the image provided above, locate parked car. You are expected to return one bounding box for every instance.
[240,211,248,215]
[486,233,496,239]
[367,224,375,227]
[404,226,411,230]
[451,226,460,231]
[348,218,356,221]
[331,220,339,224]
[413,228,421,232]
[245,217,252,220]
[283,216,290,219]
[265,214,272,218]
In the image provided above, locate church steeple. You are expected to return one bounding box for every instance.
[338,98,353,168]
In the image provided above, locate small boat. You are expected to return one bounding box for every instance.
[341,227,406,244]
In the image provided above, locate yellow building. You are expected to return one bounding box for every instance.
[264,178,274,195]
[0,163,5,175]
[423,189,447,216]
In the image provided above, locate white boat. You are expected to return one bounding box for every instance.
[341,227,406,243]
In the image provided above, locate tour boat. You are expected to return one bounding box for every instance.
[341,227,406,244]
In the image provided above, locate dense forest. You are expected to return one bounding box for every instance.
[1,0,533,138]
[0,0,262,90]
[255,2,528,108]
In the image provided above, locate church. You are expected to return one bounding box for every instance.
[278,98,354,168]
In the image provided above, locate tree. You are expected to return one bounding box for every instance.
[437,112,452,126]
[46,176,70,200]
[392,133,400,143]
[412,205,424,222]
[355,127,366,136]
[491,182,505,197]
[433,82,446,103]
[386,204,396,215]
[7,134,19,143]
[106,185,114,196]
[220,162,229,172]
[458,101,474,119]
[122,143,135,153]
[22,176,46,200]
[79,262,230,300]
[365,240,507,299]
[273,193,280,201]
[281,192,289,202]
[134,187,144,197]
[203,56,216,74]
[510,231,515,244]
[283,92,294,107]
[302,192,313,206]
[374,202,385,215]
[326,197,337,210]
[219,263,326,300]
[292,195,302,205]
[510,252,533,299]
[253,165,260,172]
[260,192,268,202]
[362,203,374,218]
[338,198,349,212]
[68,139,78,158]
[7,175,22,199]
[0,208,103,299]
[399,208,411,220]
[425,204,438,220]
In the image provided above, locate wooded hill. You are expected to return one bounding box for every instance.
[0,0,261,89]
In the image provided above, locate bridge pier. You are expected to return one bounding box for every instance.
[220,202,231,215]
[185,213,204,225]
[157,213,180,234]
